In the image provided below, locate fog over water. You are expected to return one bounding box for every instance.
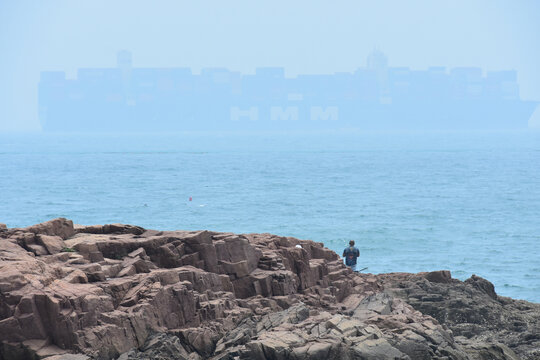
[1,1,540,130]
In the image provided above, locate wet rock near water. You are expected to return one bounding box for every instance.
[0,218,538,360]
[379,271,540,360]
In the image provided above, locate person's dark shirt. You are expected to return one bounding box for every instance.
[343,246,360,266]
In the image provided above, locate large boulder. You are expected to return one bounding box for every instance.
[24,218,75,240]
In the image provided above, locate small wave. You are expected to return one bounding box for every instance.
[503,283,526,289]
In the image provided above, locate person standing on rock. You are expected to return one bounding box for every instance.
[343,240,360,272]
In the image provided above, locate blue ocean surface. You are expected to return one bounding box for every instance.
[1,131,539,302]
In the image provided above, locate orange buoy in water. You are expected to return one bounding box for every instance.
[189,197,192,201]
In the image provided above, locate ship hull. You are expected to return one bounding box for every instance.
[40,98,538,132]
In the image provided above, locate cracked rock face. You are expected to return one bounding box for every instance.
[379,272,540,360]
[0,218,538,360]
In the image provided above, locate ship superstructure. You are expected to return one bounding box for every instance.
[39,51,538,131]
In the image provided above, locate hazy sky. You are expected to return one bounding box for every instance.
[1,0,539,130]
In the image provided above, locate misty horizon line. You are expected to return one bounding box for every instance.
[2,128,540,135]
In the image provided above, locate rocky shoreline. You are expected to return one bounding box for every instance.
[0,219,538,360]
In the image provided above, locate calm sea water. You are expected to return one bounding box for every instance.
[1,131,539,302]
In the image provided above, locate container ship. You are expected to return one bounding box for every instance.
[39,51,538,132]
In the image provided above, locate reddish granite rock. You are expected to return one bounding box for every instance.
[36,235,65,255]
[1,219,538,360]
[24,218,75,240]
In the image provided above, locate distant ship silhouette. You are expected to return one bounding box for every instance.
[39,50,538,132]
